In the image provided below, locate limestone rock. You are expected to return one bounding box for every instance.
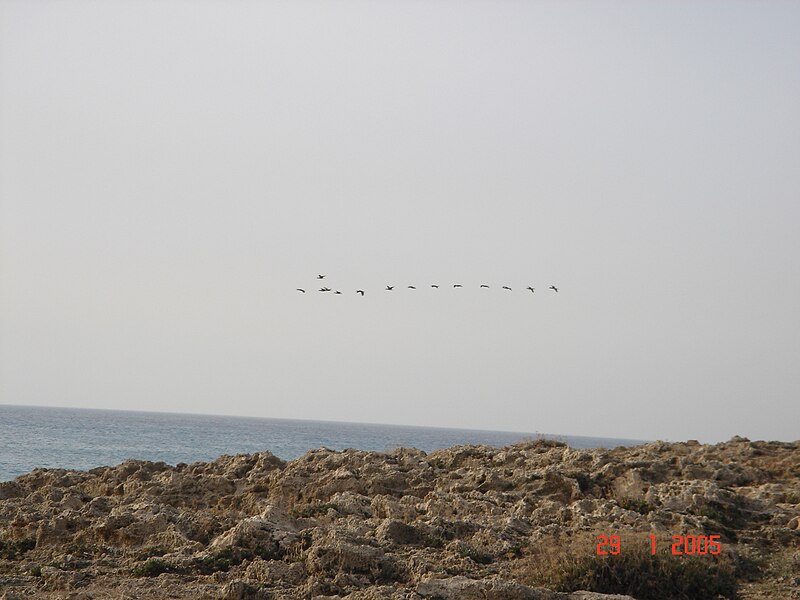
[0,437,797,598]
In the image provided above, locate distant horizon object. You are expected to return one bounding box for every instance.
[549,285,558,292]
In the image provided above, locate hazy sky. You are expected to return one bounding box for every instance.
[1,1,799,443]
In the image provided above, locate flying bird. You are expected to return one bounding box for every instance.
[453,284,462,288]
[334,291,342,295]
[408,285,416,289]
[319,287,331,292]
[386,286,394,291]
[317,275,326,279]
[431,284,439,288]
[526,286,535,293]
[502,286,512,291]
[356,290,365,296]
[480,284,489,288]
[549,285,558,292]
[297,288,305,293]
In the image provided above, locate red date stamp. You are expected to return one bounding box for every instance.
[596,534,721,556]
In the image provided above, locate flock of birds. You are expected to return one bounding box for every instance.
[296,275,559,295]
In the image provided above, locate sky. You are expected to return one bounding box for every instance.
[1,1,799,443]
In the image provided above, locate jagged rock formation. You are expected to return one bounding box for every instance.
[0,437,798,599]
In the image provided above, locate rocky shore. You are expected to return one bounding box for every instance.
[1,437,798,599]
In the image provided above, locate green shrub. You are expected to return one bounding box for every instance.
[696,499,745,528]
[292,502,338,518]
[194,552,233,574]
[131,558,174,577]
[694,497,750,542]
[457,544,493,565]
[0,538,35,560]
[192,546,270,574]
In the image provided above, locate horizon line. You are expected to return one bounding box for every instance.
[0,402,651,444]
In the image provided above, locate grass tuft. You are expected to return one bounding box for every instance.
[513,532,738,600]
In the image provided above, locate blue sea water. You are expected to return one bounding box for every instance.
[0,405,648,482]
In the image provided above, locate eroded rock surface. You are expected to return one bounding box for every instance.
[0,438,798,599]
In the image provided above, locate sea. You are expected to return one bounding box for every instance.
[0,405,648,482]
